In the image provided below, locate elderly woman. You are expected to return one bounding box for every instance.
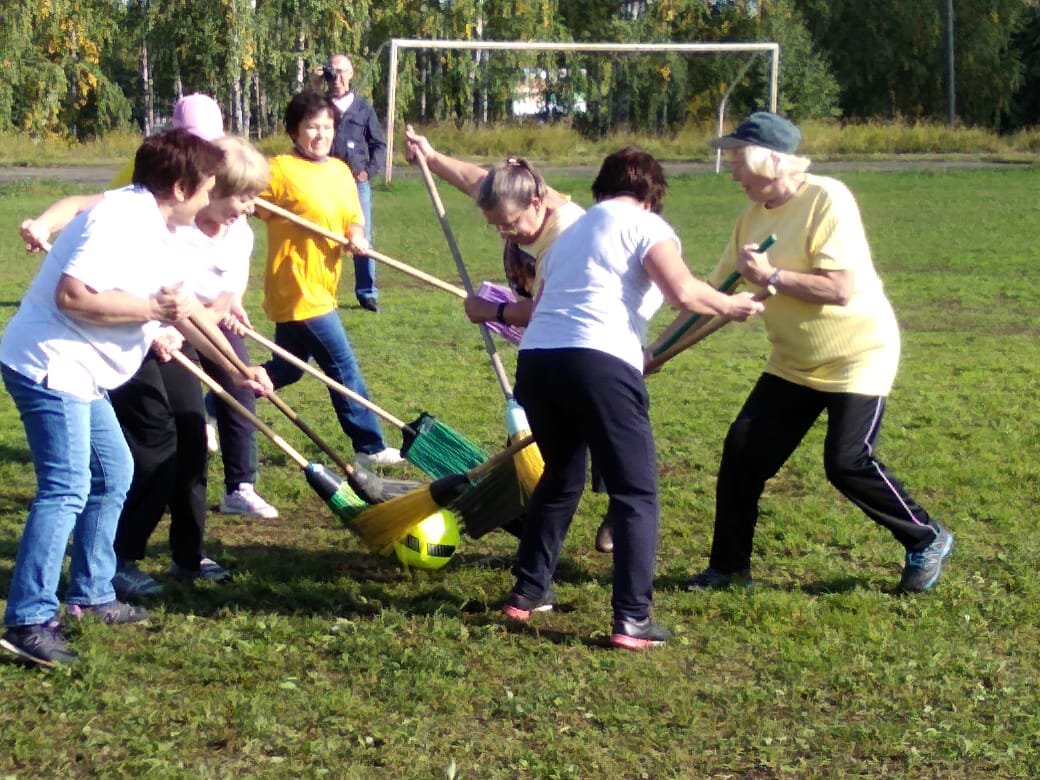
[405,131,625,552]
[0,129,269,668]
[672,112,952,594]
[502,147,763,650]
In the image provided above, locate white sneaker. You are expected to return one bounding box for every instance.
[220,483,279,518]
[205,416,219,453]
[357,447,405,467]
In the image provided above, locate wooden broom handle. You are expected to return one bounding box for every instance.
[414,151,516,400]
[240,324,412,433]
[253,197,467,299]
[169,350,308,469]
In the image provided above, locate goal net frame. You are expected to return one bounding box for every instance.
[384,38,780,182]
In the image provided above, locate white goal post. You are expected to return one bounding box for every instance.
[384,38,780,182]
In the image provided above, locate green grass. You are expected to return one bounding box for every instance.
[0,167,1039,778]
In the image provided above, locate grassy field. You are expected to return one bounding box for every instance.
[0,164,1039,778]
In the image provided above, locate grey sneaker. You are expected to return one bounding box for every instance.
[112,561,163,600]
[68,600,149,625]
[683,567,753,590]
[501,587,557,622]
[610,617,671,651]
[170,557,232,583]
[1,621,76,667]
[898,523,954,593]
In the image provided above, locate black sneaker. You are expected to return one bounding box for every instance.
[898,523,954,593]
[358,297,380,313]
[501,587,556,622]
[1,622,77,667]
[610,617,671,651]
[683,567,753,590]
[68,599,149,625]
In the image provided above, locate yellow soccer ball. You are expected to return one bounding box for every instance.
[394,509,462,570]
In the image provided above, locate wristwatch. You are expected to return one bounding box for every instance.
[766,267,781,296]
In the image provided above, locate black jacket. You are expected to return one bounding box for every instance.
[330,94,386,180]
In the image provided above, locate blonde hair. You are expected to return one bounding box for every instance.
[738,144,811,179]
[476,157,547,212]
[211,135,270,197]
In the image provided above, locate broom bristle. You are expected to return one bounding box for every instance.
[511,433,544,499]
[351,484,442,553]
[450,456,524,538]
[402,413,488,479]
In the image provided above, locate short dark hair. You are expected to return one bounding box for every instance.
[591,146,667,214]
[132,128,225,199]
[284,90,339,138]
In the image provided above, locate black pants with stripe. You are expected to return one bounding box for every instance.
[515,348,659,623]
[709,373,937,574]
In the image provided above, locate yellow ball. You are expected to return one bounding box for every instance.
[394,509,461,570]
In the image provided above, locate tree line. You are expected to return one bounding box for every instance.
[0,0,1037,141]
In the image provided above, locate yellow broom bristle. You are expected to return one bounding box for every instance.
[512,435,544,499]
[351,484,441,553]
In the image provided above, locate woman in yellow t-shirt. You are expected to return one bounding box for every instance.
[256,90,400,467]
[666,112,953,595]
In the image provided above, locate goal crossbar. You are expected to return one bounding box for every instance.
[385,38,779,181]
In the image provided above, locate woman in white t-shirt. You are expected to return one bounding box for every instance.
[0,130,269,668]
[500,147,763,652]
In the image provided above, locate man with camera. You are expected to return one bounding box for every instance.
[318,54,386,313]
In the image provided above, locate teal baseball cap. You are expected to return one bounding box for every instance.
[711,112,801,154]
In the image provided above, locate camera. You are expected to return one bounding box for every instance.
[322,65,336,84]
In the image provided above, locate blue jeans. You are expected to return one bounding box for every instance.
[353,179,377,302]
[2,364,133,626]
[263,310,387,455]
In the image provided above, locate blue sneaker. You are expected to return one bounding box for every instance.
[1,621,76,667]
[610,617,671,651]
[68,599,149,625]
[898,523,954,593]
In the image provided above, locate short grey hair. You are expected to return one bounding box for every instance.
[737,144,811,179]
[475,157,547,212]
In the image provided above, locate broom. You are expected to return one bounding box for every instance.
[169,351,370,528]
[413,149,545,500]
[650,234,776,360]
[253,197,468,299]
[187,313,385,503]
[352,435,536,553]
[240,325,487,479]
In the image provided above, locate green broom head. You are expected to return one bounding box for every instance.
[401,412,488,479]
[305,463,367,526]
[449,455,525,539]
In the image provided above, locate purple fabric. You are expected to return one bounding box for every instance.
[476,281,524,346]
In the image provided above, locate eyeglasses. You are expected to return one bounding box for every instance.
[488,211,525,236]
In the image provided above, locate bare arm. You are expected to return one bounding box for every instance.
[736,242,853,305]
[21,193,105,252]
[55,275,197,325]
[463,295,534,326]
[644,239,763,322]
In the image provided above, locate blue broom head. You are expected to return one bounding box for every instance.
[401,412,488,479]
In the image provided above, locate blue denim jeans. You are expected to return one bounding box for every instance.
[2,364,133,626]
[263,310,387,455]
[353,179,377,302]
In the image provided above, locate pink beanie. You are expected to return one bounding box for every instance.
[172,94,224,141]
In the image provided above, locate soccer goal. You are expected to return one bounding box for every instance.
[383,38,779,182]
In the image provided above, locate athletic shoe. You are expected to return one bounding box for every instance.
[683,567,753,591]
[358,297,380,313]
[501,587,556,622]
[898,522,954,593]
[112,560,163,601]
[0,621,76,667]
[595,515,614,554]
[610,617,671,651]
[220,483,279,519]
[68,600,149,625]
[169,557,232,584]
[205,415,219,453]
[357,447,404,467]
